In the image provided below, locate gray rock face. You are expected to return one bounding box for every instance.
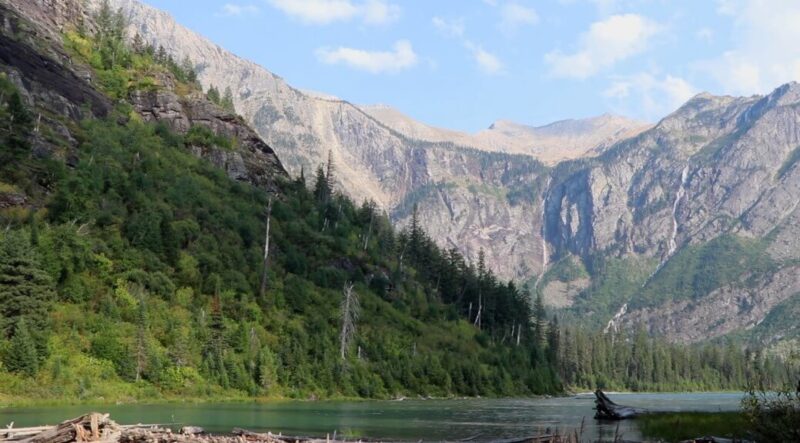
[11,0,800,344]
[92,0,563,281]
[129,85,286,191]
[2,0,286,194]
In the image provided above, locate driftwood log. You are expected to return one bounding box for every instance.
[1,413,122,443]
[593,390,648,420]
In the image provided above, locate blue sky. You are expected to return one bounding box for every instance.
[144,0,800,132]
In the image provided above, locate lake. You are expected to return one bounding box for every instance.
[0,393,745,442]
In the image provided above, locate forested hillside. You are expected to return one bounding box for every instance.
[0,2,793,404]
[0,3,563,402]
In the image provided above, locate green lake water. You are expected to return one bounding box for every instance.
[0,393,745,442]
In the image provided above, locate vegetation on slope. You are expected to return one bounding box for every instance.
[0,3,561,402]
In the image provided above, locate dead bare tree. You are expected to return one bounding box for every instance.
[134,285,148,382]
[363,202,375,251]
[258,198,272,300]
[339,282,360,360]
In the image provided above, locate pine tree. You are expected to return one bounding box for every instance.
[313,165,330,203]
[132,33,145,54]
[206,85,221,105]
[156,45,167,63]
[0,231,54,340]
[2,88,33,166]
[533,293,547,347]
[181,56,196,83]
[546,315,560,364]
[221,86,235,113]
[4,317,39,376]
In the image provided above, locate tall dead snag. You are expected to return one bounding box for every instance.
[258,198,272,301]
[339,282,360,360]
[135,285,148,382]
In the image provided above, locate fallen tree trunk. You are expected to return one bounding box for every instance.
[594,390,648,420]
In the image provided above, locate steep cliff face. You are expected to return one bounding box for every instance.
[11,0,800,346]
[544,84,800,344]
[1,0,286,195]
[129,84,285,191]
[95,0,568,281]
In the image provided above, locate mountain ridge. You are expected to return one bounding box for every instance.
[55,0,800,350]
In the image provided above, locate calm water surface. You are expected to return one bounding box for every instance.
[0,393,743,441]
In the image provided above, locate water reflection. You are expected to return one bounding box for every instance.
[0,393,744,442]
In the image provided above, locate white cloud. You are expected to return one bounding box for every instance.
[697,0,800,95]
[219,3,259,16]
[266,0,399,25]
[315,40,418,73]
[500,3,539,30]
[604,73,697,119]
[432,17,465,38]
[545,14,661,79]
[361,0,400,25]
[432,18,503,75]
[465,42,504,75]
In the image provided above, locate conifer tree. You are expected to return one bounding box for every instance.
[221,86,235,112]
[0,231,54,341]
[5,318,39,376]
[533,293,548,347]
[313,165,330,203]
[206,85,221,105]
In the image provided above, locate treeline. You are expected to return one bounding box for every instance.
[556,325,794,392]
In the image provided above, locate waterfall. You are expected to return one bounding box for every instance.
[604,303,628,334]
[667,165,690,258]
[642,164,690,287]
[535,178,552,290]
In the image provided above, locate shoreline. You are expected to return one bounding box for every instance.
[0,390,747,409]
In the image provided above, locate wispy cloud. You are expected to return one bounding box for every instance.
[433,17,504,75]
[545,14,661,79]
[500,3,539,30]
[696,0,800,95]
[604,72,697,119]
[218,3,260,17]
[432,17,465,38]
[315,40,418,73]
[465,42,505,75]
[266,0,399,25]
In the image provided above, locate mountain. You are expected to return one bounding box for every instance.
[64,0,800,350]
[0,0,564,400]
[359,106,649,163]
[543,86,800,347]
[96,0,620,283]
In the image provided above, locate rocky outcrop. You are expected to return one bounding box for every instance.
[129,85,285,191]
[1,0,286,195]
[0,189,26,209]
[0,4,111,120]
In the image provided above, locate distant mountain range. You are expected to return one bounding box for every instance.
[360,105,650,164]
[70,0,800,351]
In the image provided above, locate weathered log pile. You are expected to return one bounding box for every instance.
[0,414,389,443]
[593,390,648,420]
[1,413,122,443]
